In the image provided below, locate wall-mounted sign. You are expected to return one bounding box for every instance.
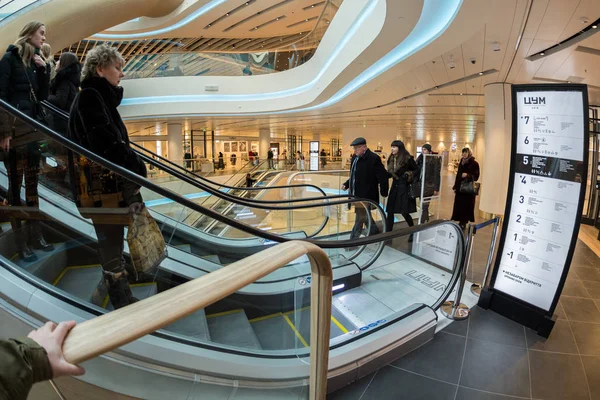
[481,84,589,337]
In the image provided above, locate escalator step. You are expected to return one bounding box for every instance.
[53,265,105,306]
[164,309,211,342]
[250,313,304,350]
[207,310,262,350]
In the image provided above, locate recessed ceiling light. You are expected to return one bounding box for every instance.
[459,93,463,96]
[540,52,545,56]
[478,72,483,75]
[226,13,229,16]
[593,25,598,29]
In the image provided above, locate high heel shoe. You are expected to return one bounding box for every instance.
[31,236,54,252]
[19,246,37,262]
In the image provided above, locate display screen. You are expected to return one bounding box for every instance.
[493,89,587,311]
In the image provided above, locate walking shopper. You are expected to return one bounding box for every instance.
[451,147,480,231]
[385,140,417,231]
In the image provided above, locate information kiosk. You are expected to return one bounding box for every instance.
[479,84,589,337]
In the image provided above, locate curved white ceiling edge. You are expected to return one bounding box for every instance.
[93,0,228,40]
[119,0,387,115]
[120,0,462,119]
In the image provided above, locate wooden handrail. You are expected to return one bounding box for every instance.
[62,241,333,399]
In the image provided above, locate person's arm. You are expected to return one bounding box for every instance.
[0,53,13,144]
[0,321,84,400]
[48,80,70,110]
[471,160,481,181]
[375,156,389,197]
[342,179,349,190]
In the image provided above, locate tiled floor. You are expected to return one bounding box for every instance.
[328,238,600,400]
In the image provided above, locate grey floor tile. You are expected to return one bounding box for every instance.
[561,296,600,323]
[455,386,529,399]
[361,366,456,400]
[571,322,600,356]
[529,351,590,400]
[467,307,526,348]
[525,319,578,354]
[443,319,469,336]
[327,372,376,400]
[581,356,600,400]
[459,339,530,398]
[554,301,567,320]
[561,279,591,297]
[573,267,600,282]
[583,280,600,299]
[392,331,466,383]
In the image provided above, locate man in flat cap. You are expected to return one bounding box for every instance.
[342,137,389,240]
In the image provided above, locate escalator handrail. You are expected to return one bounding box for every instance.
[62,240,333,398]
[2,98,390,248]
[42,101,345,204]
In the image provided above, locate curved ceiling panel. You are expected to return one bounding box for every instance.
[0,0,183,52]
[118,0,463,119]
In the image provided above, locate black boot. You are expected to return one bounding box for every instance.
[105,271,139,310]
[29,222,54,252]
[19,246,37,262]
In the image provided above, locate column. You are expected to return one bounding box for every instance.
[474,121,485,170]
[479,83,512,216]
[167,123,182,164]
[259,128,270,160]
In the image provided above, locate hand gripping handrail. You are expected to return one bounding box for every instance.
[62,241,333,399]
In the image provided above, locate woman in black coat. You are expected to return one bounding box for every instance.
[451,147,480,230]
[48,52,81,133]
[0,21,52,261]
[68,45,147,309]
[386,140,417,231]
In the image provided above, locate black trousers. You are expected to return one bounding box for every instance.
[350,203,380,239]
[93,222,126,274]
[385,211,413,232]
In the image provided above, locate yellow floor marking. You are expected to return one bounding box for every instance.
[205,308,243,319]
[101,295,110,309]
[249,312,282,323]
[283,314,309,348]
[331,315,349,334]
[282,305,310,316]
[52,264,102,286]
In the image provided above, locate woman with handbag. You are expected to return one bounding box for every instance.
[385,140,417,232]
[68,45,148,309]
[0,21,53,262]
[451,147,480,231]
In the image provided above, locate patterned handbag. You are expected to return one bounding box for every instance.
[126,207,167,275]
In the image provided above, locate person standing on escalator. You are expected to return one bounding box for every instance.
[385,140,417,232]
[48,52,81,134]
[68,45,147,309]
[342,137,389,239]
[0,21,53,262]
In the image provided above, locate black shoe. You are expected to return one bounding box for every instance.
[19,247,37,262]
[31,236,54,252]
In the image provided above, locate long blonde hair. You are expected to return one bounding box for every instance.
[14,21,45,66]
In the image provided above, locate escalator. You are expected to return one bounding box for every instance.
[0,100,467,397]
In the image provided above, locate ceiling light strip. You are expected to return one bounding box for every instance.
[223,0,294,33]
[287,16,319,29]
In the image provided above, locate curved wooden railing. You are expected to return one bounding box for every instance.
[62,241,333,400]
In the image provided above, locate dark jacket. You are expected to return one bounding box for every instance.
[68,76,146,206]
[0,337,52,400]
[414,153,441,197]
[0,44,50,141]
[451,156,480,223]
[386,152,417,214]
[343,149,389,205]
[48,63,80,112]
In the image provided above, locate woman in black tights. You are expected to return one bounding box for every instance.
[385,140,417,231]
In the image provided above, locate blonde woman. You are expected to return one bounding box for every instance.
[69,45,147,309]
[0,21,52,261]
[41,42,56,79]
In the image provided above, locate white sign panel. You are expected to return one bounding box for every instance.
[493,88,587,311]
[412,225,458,271]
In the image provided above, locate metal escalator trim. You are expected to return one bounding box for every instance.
[282,314,309,348]
[330,316,349,334]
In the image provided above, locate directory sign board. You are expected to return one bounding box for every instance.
[490,84,589,313]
